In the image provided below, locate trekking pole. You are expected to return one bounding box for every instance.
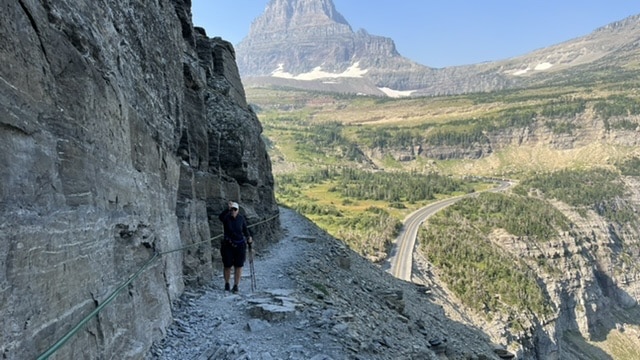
[248,242,256,291]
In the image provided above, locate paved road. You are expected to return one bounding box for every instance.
[387,181,512,281]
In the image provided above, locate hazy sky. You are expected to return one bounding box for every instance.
[191,1,639,68]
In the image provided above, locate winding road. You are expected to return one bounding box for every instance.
[387,181,512,281]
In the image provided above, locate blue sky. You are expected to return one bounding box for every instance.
[191,1,640,68]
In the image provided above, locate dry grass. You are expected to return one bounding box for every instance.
[591,327,640,360]
[442,143,638,179]
[249,85,618,127]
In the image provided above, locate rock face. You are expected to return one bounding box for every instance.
[0,1,278,359]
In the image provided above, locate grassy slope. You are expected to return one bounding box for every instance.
[251,84,640,176]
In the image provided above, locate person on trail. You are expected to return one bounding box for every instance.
[218,201,253,293]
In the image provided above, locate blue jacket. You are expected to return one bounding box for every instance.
[219,208,252,245]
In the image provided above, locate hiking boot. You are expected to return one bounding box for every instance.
[224,283,230,291]
[232,284,238,293]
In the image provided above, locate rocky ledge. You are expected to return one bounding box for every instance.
[147,208,512,360]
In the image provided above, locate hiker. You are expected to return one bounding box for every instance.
[218,201,253,293]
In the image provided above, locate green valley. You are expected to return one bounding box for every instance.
[247,77,640,358]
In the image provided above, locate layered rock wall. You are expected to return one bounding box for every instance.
[363,113,640,163]
[485,191,640,358]
[0,0,278,358]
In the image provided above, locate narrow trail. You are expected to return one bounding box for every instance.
[146,207,341,360]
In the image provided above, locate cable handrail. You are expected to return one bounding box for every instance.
[36,212,279,360]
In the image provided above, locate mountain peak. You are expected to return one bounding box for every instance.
[248,0,351,37]
[236,0,419,94]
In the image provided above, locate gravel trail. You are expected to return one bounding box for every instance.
[147,207,343,360]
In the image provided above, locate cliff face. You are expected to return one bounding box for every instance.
[362,113,640,163]
[0,1,278,359]
[479,186,640,358]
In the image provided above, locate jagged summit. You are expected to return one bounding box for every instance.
[248,0,351,35]
[235,0,434,96]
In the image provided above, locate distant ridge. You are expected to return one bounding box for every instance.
[236,0,640,96]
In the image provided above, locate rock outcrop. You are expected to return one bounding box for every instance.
[0,1,278,359]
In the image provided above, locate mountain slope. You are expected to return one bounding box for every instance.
[244,51,640,359]
[489,14,640,78]
[236,0,640,96]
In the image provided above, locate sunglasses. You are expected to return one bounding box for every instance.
[231,208,238,211]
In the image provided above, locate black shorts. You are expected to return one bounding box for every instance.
[220,241,247,268]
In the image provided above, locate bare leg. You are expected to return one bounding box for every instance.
[224,267,231,285]
[234,266,243,287]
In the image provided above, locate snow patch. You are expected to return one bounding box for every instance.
[271,62,368,80]
[534,62,553,71]
[511,62,554,76]
[378,87,415,98]
[513,68,531,76]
